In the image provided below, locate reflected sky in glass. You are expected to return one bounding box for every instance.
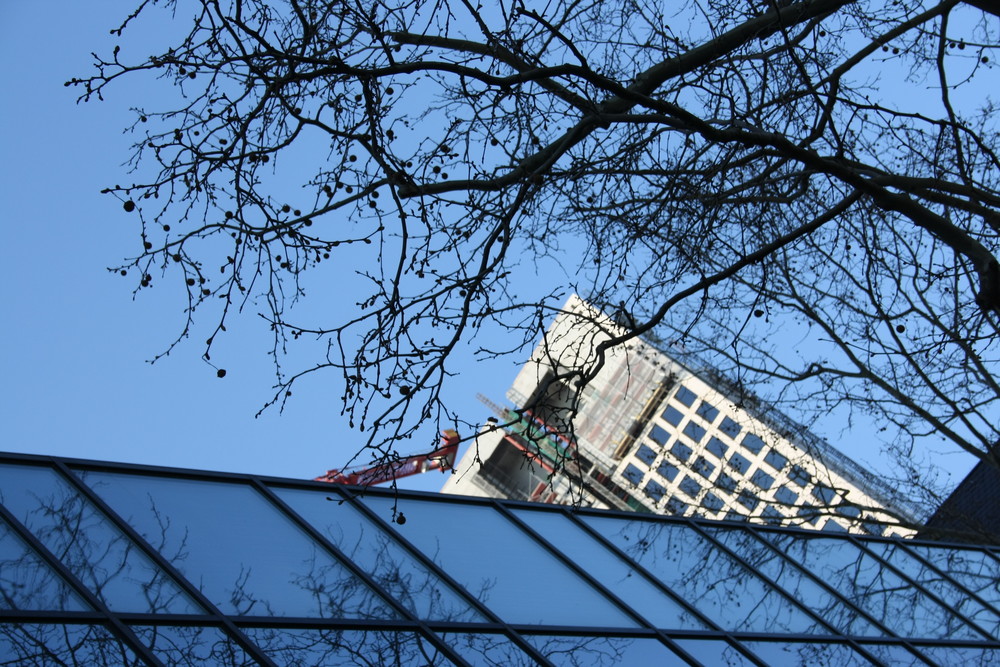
[363,495,638,627]
[0,516,88,611]
[0,463,201,614]
[0,623,143,666]
[524,634,687,666]
[132,624,255,667]
[244,626,453,666]
[81,471,397,619]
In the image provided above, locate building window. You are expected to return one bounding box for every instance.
[737,490,759,511]
[705,436,728,459]
[696,401,720,424]
[789,464,810,487]
[823,520,848,533]
[728,452,751,474]
[657,461,679,482]
[798,505,820,525]
[623,464,643,485]
[692,456,715,479]
[636,444,657,466]
[675,385,697,407]
[683,420,707,444]
[763,449,788,472]
[750,469,775,491]
[812,485,838,504]
[665,496,686,515]
[671,441,693,462]
[719,416,742,439]
[716,472,737,494]
[741,433,766,454]
[644,480,667,502]
[648,424,669,446]
[761,506,785,525]
[679,476,701,498]
[702,492,724,512]
[773,486,798,506]
[837,504,861,519]
[661,405,684,426]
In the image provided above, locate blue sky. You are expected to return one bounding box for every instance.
[0,3,983,494]
[0,1,529,492]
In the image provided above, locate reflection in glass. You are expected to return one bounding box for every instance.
[672,639,755,666]
[275,487,483,622]
[244,626,452,666]
[918,645,1000,666]
[0,623,142,666]
[906,545,1000,630]
[513,509,706,630]
[524,634,686,666]
[438,632,537,667]
[0,516,88,611]
[763,533,979,640]
[363,496,637,627]
[133,625,255,666]
[866,542,1000,639]
[858,643,926,665]
[81,471,397,619]
[583,515,819,634]
[742,641,871,666]
[704,527,879,636]
[0,463,200,614]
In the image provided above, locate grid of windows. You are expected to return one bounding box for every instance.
[1,452,983,665]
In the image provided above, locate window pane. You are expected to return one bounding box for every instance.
[906,545,1000,621]
[743,641,872,666]
[672,638,756,666]
[789,465,811,487]
[245,627,452,666]
[0,516,88,611]
[764,450,789,472]
[683,421,707,444]
[763,533,981,640]
[644,480,666,502]
[636,445,657,465]
[692,456,715,479]
[0,623,143,666]
[918,645,1000,665]
[623,464,644,485]
[705,437,728,459]
[866,542,1000,639]
[696,401,720,424]
[728,453,751,474]
[0,464,200,614]
[705,526,880,636]
[671,441,692,463]
[525,634,687,666]
[774,486,798,507]
[678,477,701,499]
[132,625,255,666]
[750,469,774,491]
[362,496,638,628]
[82,471,396,619]
[583,516,822,633]
[741,434,765,454]
[514,509,706,630]
[657,461,679,482]
[674,386,697,407]
[648,425,669,446]
[661,405,684,427]
[719,417,742,439]
[274,487,483,622]
[439,632,537,667]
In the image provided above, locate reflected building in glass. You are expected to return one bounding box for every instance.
[443,295,920,536]
[2,450,999,665]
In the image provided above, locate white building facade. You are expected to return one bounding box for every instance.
[444,295,919,537]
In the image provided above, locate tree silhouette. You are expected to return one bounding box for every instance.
[70,0,1000,504]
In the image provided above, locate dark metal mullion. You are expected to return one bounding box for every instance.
[334,487,555,667]
[50,460,278,667]
[0,502,165,667]
[560,508,768,666]
[843,531,998,644]
[494,502,712,667]
[691,521,898,663]
[248,479,471,667]
[891,539,1000,621]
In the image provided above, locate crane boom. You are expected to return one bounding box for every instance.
[314,430,460,486]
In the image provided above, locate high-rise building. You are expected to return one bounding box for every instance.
[2,450,997,665]
[443,295,920,537]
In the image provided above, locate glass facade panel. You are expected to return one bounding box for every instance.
[763,449,788,472]
[678,476,701,499]
[728,452,751,474]
[789,465,811,487]
[82,471,396,619]
[743,640,872,666]
[623,464,643,485]
[245,626,452,666]
[275,487,483,622]
[691,456,715,479]
[682,421,707,444]
[583,516,822,634]
[439,632,537,667]
[513,509,706,630]
[763,533,981,639]
[741,433,766,454]
[0,516,88,611]
[0,623,143,666]
[918,645,1000,665]
[719,417,742,439]
[696,401,720,424]
[704,526,880,636]
[906,544,1000,618]
[362,496,638,627]
[705,436,727,459]
[132,624,254,666]
[657,461,679,482]
[661,405,684,426]
[671,441,693,463]
[0,463,200,614]
[644,480,666,502]
[647,425,669,446]
[525,634,686,666]
[751,469,775,491]
[774,486,798,506]
[636,445,657,465]
[672,638,756,666]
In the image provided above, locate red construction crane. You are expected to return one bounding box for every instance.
[314,430,461,486]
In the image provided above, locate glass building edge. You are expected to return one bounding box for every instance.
[3,450,1000,667]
